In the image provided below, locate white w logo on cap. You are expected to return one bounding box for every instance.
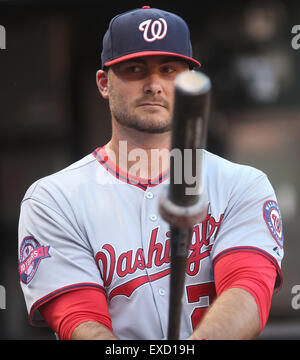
[139,18,167,42]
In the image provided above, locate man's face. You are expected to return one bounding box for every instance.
[104,56,189,134]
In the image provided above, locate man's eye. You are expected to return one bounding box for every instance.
[128,66,142,73]
[161,66,175,74]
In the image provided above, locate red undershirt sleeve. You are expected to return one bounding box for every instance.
[39,288,113,340]
[213,251,278,333]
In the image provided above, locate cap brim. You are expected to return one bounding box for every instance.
[104,51,201,68]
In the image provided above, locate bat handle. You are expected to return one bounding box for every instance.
[167,226,193,339]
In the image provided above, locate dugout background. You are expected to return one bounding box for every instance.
[0,0,300,340]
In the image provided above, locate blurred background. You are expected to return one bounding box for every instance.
[0,0,300,340]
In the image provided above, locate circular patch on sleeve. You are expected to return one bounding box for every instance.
[19,237,51,284]
[263,200,283,248]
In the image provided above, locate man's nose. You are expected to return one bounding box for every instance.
[143,74,163,95]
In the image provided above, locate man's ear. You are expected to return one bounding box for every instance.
[96,70,109,99]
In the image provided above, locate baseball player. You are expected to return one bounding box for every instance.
[18,6,284,340]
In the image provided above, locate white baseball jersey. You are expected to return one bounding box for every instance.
[18,146,284,340]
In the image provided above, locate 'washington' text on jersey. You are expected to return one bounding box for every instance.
[96,212,224,299]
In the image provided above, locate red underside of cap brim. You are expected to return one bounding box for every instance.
[104,51,201,68]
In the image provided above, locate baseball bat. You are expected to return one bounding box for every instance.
[159,70,211,340]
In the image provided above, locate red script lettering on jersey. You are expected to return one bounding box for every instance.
[95,213,224,300]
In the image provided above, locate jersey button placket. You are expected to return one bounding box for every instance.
[145,191,158,222]
[142,186,168,339]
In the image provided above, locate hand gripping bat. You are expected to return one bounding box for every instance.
[159,70,211,340]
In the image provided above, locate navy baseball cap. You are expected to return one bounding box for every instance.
[101,6,201,69]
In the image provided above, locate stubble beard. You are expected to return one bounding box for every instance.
[113,109,172,134]
[109,89,172,134]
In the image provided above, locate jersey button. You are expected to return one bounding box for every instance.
[145,191,154,199]
[150,214,157,221]
[159,288,165,296]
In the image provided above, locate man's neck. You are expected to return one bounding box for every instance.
[105,125,171,180]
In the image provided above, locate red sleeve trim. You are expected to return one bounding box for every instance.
[29,282,106,325]
[39,286,112,340]
[212,246,283,291]
[213,251,278,332]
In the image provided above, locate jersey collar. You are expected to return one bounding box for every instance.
[93,146,169,191]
